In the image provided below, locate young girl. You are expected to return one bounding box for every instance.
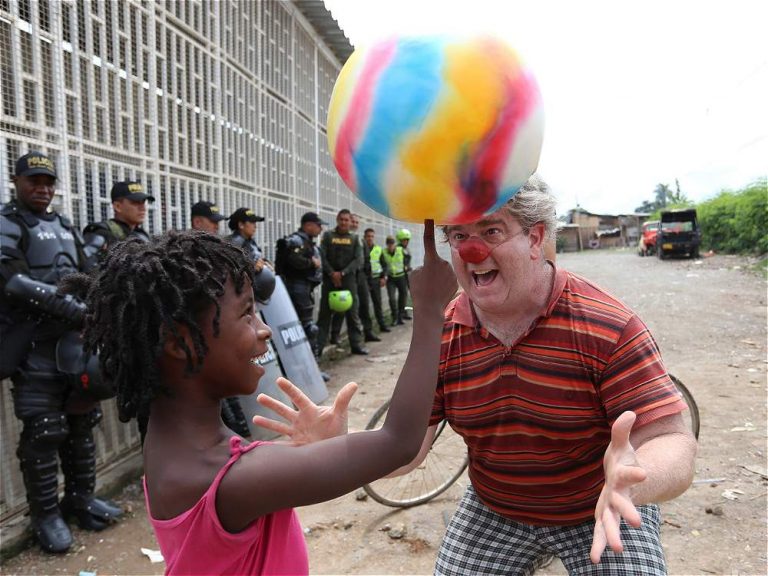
[79,225,456,575]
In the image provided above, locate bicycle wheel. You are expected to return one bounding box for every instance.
[670,374,700,439]
[362,400,469,507]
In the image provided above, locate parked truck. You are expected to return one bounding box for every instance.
[657,208,700,259]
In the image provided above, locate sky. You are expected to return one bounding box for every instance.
[322,0,767,215]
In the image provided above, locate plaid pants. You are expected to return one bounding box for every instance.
[435,485,667,576]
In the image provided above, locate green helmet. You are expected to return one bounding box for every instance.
[396,229,411,241]
[328,290,354,313]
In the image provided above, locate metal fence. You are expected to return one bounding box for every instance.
[0,0,425,546]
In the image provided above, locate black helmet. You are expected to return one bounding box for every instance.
[253,266,276,305]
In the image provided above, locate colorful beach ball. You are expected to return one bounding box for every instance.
[327,35,544,225]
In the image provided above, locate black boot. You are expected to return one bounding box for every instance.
[59,411,122,531]
[31,513,72,554]
[18,414,73,553]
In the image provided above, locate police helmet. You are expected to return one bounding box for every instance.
[396,229,411,241]
[253,266,276,304]
[329,290,353,313]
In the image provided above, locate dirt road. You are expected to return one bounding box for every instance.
[3,250,766,575]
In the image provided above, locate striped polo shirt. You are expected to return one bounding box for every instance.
[430,267,686,526]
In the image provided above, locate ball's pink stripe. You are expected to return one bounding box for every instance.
[334,39,398,188]
[460,71,539,220]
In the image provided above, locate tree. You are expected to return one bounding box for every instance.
[654,183,671,208]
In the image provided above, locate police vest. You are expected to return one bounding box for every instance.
[382,247,405,277]
[369,245,384,276]
[0,203,80,284]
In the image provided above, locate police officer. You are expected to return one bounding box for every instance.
[190,200,226,233]
[276,211,327,358]
[316,209,368,356]
[363,228,391,334]
[0,152,121,553]
[82,181,154,259]
[396,228,413,319]
[330,213,380,344]
[383,235,409,326]
[226,207,276,305]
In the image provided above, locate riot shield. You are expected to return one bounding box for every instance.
[237,337,289,440]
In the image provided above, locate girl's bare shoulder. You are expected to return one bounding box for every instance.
[144,435,233,520]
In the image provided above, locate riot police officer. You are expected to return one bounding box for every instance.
[316,209,368,356]
[82,181,154,261]
[276,211,327,357]
[226,207,275,305]
[0,152,121,553]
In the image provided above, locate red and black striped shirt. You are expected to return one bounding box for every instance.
[430,267,686,525]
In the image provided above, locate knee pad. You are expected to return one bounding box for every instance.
[67,408,103,436]
[19,413,69,452]
[303,322,319,337]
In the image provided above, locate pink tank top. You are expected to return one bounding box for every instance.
[144,436,308,575]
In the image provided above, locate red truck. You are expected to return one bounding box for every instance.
[638,220,659,256]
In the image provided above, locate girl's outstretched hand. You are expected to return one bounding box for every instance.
[408,220,458,315]
[252,377,358,445]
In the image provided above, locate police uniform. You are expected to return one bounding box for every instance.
[330,231,379,343]
[383,241,409,325]
[365,241,391,332]
[0,153,121,553]
[316,227,365,354]
[82,181,153,269]
[277,216,325,356]
[226,207,275,306]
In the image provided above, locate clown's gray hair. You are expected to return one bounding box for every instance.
[439,173,558,242]
[502,173,558,241]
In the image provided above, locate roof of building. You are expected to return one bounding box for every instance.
[294,0,355,65]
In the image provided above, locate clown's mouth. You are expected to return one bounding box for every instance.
[472,270,498,286]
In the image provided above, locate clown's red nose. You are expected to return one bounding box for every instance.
[458,239,492,264]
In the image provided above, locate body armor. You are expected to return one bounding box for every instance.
[0,204,80,284]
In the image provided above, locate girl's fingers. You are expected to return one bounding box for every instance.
[422,220,437,260]
[251,415,293,437]
[276,377,313,410]
[332,382,358,413]
[256,392,298,421]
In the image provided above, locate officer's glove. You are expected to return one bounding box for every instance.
[4,274,86,327]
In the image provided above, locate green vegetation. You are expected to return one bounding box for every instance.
[697,179,767,255]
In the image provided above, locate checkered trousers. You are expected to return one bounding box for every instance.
[435,485,667,576]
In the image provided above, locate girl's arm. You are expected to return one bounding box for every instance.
[218,221,457,531]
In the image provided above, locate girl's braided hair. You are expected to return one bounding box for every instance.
[75,230,255,426]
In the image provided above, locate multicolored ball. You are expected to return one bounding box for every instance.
[327,35,544,225]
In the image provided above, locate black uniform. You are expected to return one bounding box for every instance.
[0,200,121,553]
[330,234,375,342]
[316,228,364,353]
[278,229,323,355]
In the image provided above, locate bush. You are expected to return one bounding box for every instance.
[697,180,767,255]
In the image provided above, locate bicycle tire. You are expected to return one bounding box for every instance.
[362,399,469,508]
[670,374,700,439]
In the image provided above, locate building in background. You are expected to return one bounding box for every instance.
[0,0,420,549]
